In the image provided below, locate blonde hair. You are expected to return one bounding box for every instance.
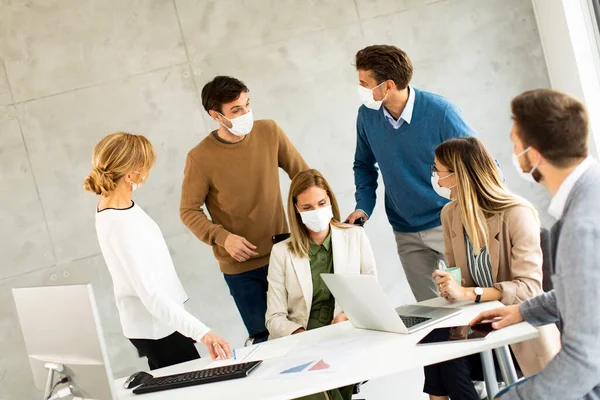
[435,137,538,253]
[83,132,155,196]
[287,169,348,258]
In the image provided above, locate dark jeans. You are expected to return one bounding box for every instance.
[223,265,269,343]
[129,331,200,371]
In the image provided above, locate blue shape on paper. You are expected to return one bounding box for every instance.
[281,361,314,374]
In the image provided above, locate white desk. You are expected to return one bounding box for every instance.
[115,299,538,400]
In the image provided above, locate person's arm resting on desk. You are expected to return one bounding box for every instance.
[265,245,304,339]
[479,222,600,399]
[351,115,378,223]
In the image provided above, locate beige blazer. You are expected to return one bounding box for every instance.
[265,225,377,339]
[441,201,561,376]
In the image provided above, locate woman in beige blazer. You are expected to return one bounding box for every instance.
[426,137,560,400]
[266,169,376,400]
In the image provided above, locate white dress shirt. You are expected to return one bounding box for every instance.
[548,156,594,219]
[96,202,210,341]
[382,85,415,129]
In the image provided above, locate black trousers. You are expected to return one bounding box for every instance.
[129,331,200,370]
[424,350,522,399]
[424,354,481,399]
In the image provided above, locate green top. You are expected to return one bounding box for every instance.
[307,231,335,330]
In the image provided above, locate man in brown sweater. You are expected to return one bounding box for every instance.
[180,76,308,345]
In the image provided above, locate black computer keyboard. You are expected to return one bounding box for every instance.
[132,361,263,394]
[399,315,431,328]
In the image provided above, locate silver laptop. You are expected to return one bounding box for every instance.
[321,274,461,334]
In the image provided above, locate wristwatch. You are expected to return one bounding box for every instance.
[474,287,484,303]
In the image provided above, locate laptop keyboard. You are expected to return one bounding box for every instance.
[399,315,431,328]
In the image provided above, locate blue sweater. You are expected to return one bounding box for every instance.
[354,88,474,233]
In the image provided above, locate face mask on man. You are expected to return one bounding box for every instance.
[219,110,254,136]
[431,172,455,200]
[512,147,540,183]
[298,205,333,233]
[357,82,388,110]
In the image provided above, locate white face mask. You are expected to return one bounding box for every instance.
[431,172,455,200]
[357,82,388,110]
[298,205,333,233]
[131,171,143,192]
[219,110,254,136]
[512,147,540,183]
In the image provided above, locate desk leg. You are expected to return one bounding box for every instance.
[480,350,499,399]
[494,345,518,385]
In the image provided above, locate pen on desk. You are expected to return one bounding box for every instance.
[233,349,237,360]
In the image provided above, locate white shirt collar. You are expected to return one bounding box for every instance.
[383,85,415,129]
[548,156,594,219]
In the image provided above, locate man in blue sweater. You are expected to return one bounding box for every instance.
[346,45,475,302]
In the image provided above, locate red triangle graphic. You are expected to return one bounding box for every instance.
[308,359,330,371]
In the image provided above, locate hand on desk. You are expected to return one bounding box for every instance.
[224,234,258,263]
[469,305,523,330]
[292,327,306,335]
[432,270,466,302]
[201,331,233,360]
[332,312,349,324]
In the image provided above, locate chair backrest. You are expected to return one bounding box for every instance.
[271,219,365,245]
[540,228,553,292]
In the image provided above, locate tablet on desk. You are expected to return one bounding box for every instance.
[417,323,494,346]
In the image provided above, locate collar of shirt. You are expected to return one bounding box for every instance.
[382,85,415,129]
[309,230,332,256]
[548,156,594,219]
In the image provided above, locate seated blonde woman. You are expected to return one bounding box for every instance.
[266,169,377,400]
[426,137,561,400]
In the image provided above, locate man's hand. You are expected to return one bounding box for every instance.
[345,210,368,224]
[292,327,306,335]
[224,234,259,262]
[200,331,232,360]
[470,305,524,330]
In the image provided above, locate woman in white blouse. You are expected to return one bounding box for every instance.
[84,132,231,369]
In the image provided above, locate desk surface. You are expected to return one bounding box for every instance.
[114,299,538,400]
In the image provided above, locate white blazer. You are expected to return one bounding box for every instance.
[265,224,377,339]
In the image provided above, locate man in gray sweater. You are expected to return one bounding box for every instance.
[471,89,600,399]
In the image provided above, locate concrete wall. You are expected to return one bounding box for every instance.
[0,0,549,398]
[532,0,600,157]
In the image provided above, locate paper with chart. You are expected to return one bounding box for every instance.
[258,337,362,380]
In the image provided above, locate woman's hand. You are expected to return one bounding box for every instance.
[200,331,233,360]
[332,312,349,324]
[292,327,306,335]
[432,270,469,302]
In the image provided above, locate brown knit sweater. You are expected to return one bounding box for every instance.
[180,119,308,274]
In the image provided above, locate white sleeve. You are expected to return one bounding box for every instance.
[108,221,211,341]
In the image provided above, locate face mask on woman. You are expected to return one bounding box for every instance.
[431,172,456,200]
[298,205,333,233]
[131,171,144,192]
